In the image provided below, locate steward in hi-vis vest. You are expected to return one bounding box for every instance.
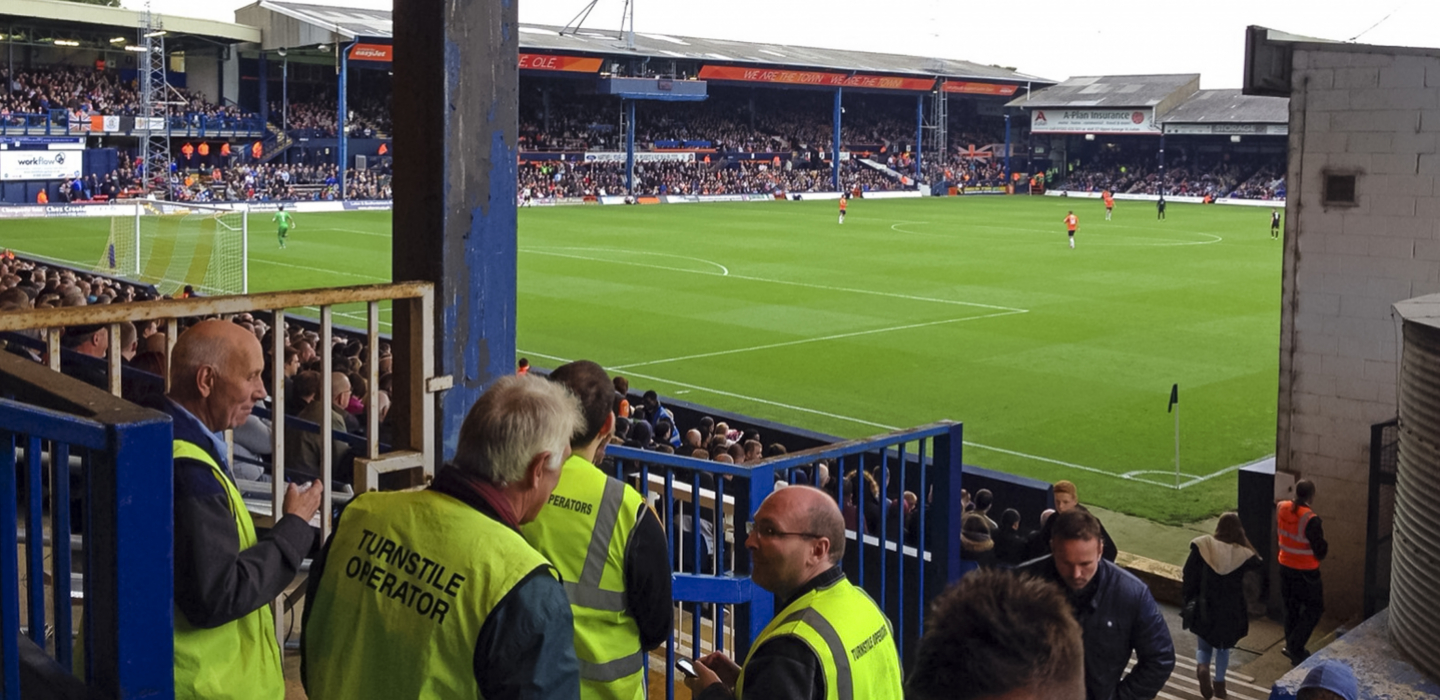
[302,374,584,700]
[737,575,903,700]
[1276,500,1319,570]
[689,486,902,700]
[522,360,673,700]
[1276,479,1327,666]
[171,440,285,700]
[144,320,322,700]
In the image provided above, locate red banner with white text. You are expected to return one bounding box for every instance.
[519,53,603,73]
[942,81,1020,96]
[698,65,935,91]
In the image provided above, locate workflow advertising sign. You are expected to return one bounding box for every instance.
[0,149,81,180]
[1030,108,1160,134]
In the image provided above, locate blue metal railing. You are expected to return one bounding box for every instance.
[0,350,174,700]
[606,420,965,698]
[0,110,264,136]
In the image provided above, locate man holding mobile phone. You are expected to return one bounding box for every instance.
[152,319,326,699]
[687,486,903,700]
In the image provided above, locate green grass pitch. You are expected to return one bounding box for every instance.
[3,196,1283,523]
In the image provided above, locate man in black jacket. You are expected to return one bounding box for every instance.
[159,319,324,698]
[1021,509,1174,700]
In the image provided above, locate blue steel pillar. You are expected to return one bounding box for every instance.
[915,94,924,180]
[625,99,636,194]
[1004,112,1012,186]
[933,423,967,583]
[831,87,842,191]
[394,0,519,455]
[257,52,268,139]
[338,41,356,199]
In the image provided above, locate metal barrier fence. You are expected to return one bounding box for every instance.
[1365,417,1399,618]
[606,421,965,698]
[0,110,266,137]
[1,348,173,700]
[0,282,441,698]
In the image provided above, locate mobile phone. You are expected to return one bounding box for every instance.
[675,658,697,678]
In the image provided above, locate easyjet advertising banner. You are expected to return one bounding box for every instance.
[348,43,393,62]
[1030,108,1160,134]
[698,66,934,91]
[520,53,603,73]
[943,82,1019,96]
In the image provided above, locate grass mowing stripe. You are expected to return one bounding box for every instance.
[610,309,1028,370]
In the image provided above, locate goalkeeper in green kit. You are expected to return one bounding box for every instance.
[273,205,295,249]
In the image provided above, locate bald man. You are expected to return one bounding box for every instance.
[152,319,324,699]
[287,371,353,480]
[689,487,903,700]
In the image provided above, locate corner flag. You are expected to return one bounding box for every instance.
[1168,384,1179,413]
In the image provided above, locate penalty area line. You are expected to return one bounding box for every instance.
[522,348,1228,490]
[610,309,1028,371]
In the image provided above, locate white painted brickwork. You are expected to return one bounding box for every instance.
[1280,46,1440,618]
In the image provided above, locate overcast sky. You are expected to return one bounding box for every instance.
[128,0,1438,88]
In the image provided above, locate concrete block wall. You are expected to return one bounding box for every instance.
[1278,45,1440,621]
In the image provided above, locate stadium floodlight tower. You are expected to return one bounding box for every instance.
[923,79,948,185]
[139,7,172,198]
[561,0,635,50]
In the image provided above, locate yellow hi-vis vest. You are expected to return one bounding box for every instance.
[172,440,285,700]
[736,577,903,700]
[303,488,555,699]
[522,454,648,700]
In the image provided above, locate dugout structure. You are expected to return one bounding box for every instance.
[101,201,248,296]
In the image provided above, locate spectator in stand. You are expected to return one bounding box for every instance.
[908,569,1085,700]
[1021,509,1175,700]
[1024,480,1118,562]
[1183,513,1262,700]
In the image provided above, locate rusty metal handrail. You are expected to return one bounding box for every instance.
[0,282,430,332]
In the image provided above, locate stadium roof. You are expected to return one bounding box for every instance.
[1008,74,1200,109]
[0,0,260,46]
[234,0,1049,84]
[1161,89,1288,124]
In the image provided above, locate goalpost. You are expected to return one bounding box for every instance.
[100,201,249,296]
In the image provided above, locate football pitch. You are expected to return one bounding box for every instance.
[5,196,1283,523]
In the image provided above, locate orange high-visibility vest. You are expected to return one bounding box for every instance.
[252,142,263,159]
[198,142,210,157]
[1277,501,1319,570]
[221,143,232,157]
[181,143,195,157]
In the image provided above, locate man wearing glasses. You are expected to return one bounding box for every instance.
[688,486,903,700]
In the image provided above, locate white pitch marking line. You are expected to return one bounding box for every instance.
[522,348,1246,489]
[326,227,393,238]
[527,246,730,276]
[610,310,1027,371]
[522,248,1025,312]
[250,258,390,281]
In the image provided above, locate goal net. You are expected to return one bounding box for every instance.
[100,201,248,296]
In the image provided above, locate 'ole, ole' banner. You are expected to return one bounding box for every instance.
[698,66,935,91]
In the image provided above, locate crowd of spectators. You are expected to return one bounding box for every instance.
[517,157,914,198]
[1061,152,1286,200]
[0,256,395,485]
[272,97,391,138]
[1,65,253,128]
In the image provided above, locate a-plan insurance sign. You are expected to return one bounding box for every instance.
[1030,108,1160,135]
[0,147,83,181]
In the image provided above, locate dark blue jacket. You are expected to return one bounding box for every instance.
[1021,556,1175,700]
[148,394,315,629]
